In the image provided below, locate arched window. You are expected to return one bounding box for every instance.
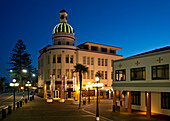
[58,41,61,45]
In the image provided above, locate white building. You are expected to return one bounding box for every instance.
[38,10,123,99]
[113,46,170,117]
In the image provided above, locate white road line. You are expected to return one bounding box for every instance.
[0,95,13,103]
[82,108,113,121]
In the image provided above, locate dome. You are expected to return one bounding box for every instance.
[53,22,74,34]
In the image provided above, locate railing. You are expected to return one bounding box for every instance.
[0,95,34,120]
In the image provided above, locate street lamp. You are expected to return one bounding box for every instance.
[10,79,19,110]
[25,81,32,100]
[86,82,91,104]
[92,77,103,121]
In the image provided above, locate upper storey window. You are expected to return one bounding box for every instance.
[91,46,98,51]
[58,41,61,45]
[66,55,69,63]
[152,64,169,80]
[131,67,146,80]
[66,42,69,45]
[110,49,115,54]
[57,55,61,63]
[53,55,56,63]
[115,70,126,81]
[101,48,107,53]
[70,55,73,63]
[80,45,89,50]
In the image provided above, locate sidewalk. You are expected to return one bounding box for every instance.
[2,96,98,121]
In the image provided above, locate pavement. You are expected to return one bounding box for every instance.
[1,96,170,121]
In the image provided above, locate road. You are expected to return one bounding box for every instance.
[0,91,28,108]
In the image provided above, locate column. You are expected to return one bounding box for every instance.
[146,92,151,117]
[127,91,132,113]
[113,90,117,112]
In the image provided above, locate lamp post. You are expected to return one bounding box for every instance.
[10,79,19,110]
[25,81,32,100]
[92,77,103,121]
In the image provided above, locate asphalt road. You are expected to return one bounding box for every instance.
[0,92,28,108]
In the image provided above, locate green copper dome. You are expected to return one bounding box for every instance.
[53,22,74,34]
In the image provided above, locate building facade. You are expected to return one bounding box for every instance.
[38,10,123,99]
[113,46,170,116]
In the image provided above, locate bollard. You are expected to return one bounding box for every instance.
[17,102,19,109]
[30,97,32,101]
[2,109,6,119]
[8,106,12,114]
[83,100,86,105]
[20,101,22,107]
[113,105,115,112]
[25,98,27,103]
[32,95,34,100]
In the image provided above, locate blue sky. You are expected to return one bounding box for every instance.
[0,0,170,81]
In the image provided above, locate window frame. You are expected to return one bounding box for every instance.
[161,92,170,109]
[130,67,146,80]
[152,64,169,80]
[115,69,126,81]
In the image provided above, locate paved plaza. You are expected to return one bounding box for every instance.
[2,96,170,121]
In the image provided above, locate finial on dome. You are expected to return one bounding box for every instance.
[60,9,67,23]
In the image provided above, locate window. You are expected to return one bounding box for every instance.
[57,55,61,63]
[48,56,50,64]
[87,71,90,79]
[91,57,94,65]
[105,59,107,66]
[161,92,170,109]
[66,42,69,45]
[101,48,107,53]
[83,56,86,64]
[66,55,69,63]
[53,55,56,63]
[102,71,104,79]
[66,69,69,79]
[91,70,94,79]
[70,55,73,63]
[131,67,146,80]
[111,72,113,79]
[87,57,90,65]
[131,91,141,105]
[152,65,169,80]
[98,58,100,66]
[102,59,104,66]
[53,69,56,75]
[80,45,89,50]
[110,49,115,54]
[48,69,50,79]
[105,71,107,79]
[111,60,114,67]
[83,73,86,79]
[116,70,126,81]
[91,46,98,51]
[58,41,61,45]
[70,69,73,79]
[57,69,61,78]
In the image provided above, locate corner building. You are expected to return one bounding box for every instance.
[38,10,123,99]
[113,46,170,116]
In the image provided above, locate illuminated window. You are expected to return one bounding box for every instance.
[70,55,73,63]
[66,55,69,63]
[91,57,94,65]
[87,57,90,65]
[152,65,169,80]
[66,69,69,79]
[98,58,100,66]
[131,91,141,105]
[57,55,61,63]
[53,55,56,63]
[131,67,146,80]
[161,92,170,109]
[83,56,86,64]
[115,70,126,81]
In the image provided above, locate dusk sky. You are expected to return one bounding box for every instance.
[1,0,170,81]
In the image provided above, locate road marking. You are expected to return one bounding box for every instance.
[0,95,13,103]
[82,108,113,121]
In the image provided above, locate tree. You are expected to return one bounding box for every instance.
[74,63,88,109]
[0,77,6,92]
[95,71,102,79]
[8,40,32,85]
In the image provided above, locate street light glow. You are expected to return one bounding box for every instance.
[12,79,16,82]
[95,77,99,82]
[22,69,27,73]
[10,70,13,72]
[32,73,36,77]
[10,83,14,86]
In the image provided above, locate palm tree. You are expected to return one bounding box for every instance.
[74,63,88,109]
[95,71,102,79]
